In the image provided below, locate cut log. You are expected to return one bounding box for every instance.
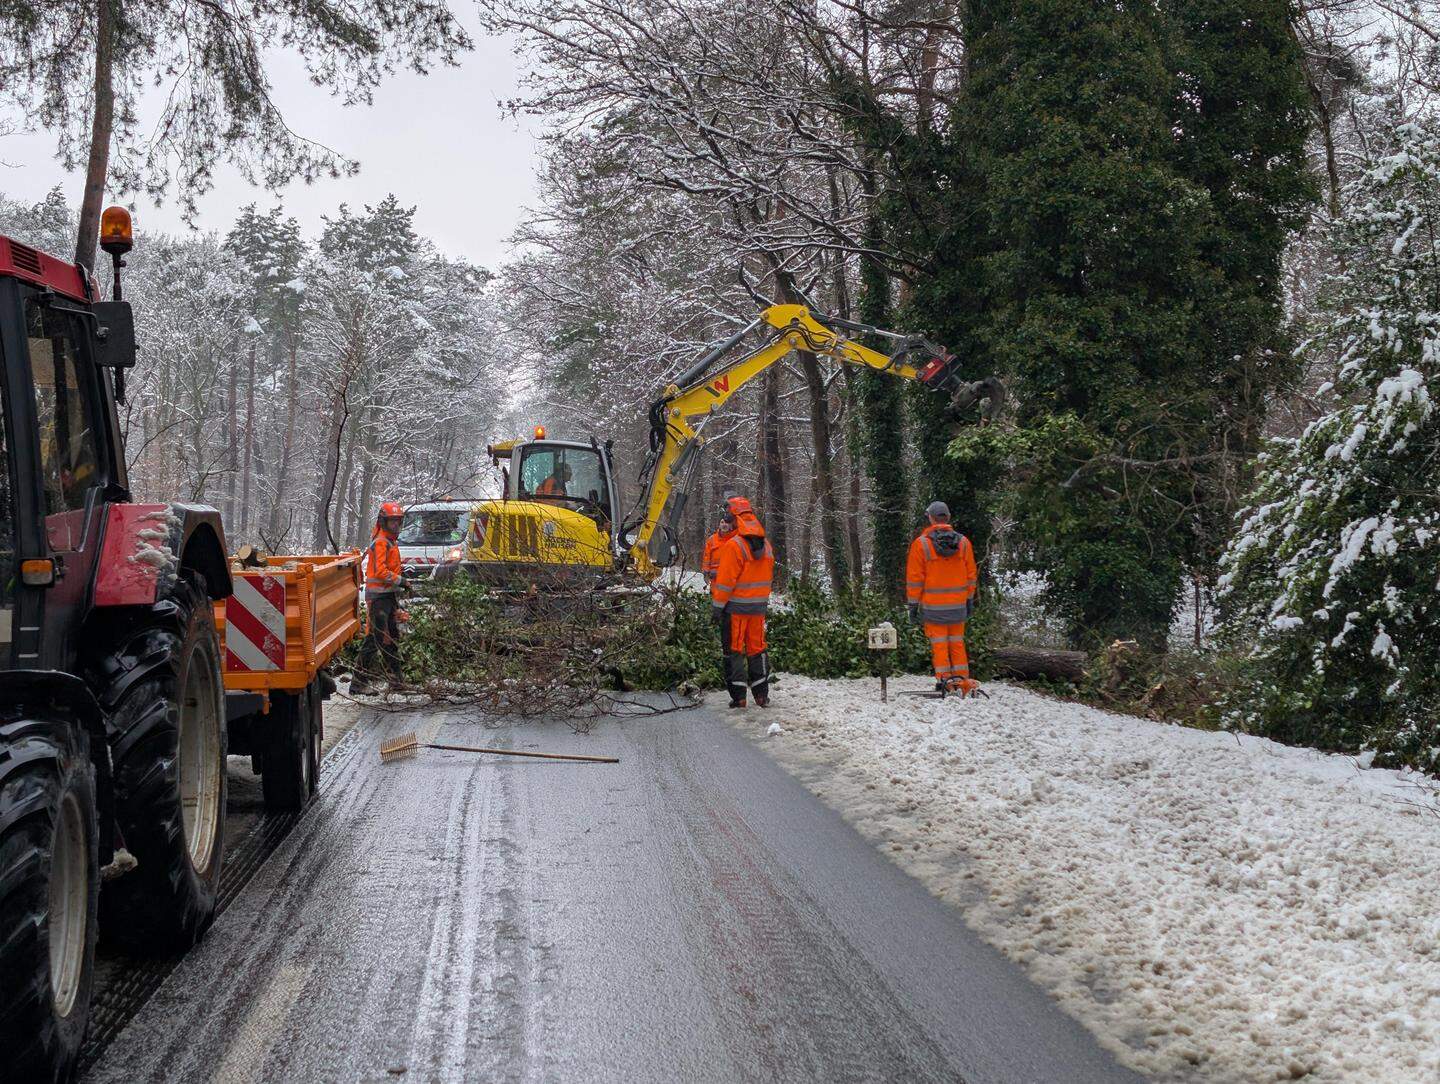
[235,544,269,568]
[988,645,1088,682]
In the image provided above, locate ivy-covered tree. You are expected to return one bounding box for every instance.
[1219,117,1440,770]
[1161,0,1316,580]
[944,0,1226,649]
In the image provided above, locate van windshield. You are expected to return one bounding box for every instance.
[397,509,468,546]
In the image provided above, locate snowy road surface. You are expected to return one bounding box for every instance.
[82,698,1133,1084]
[761,676,1440,1083]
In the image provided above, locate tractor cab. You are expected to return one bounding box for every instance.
[0,219,137,670]
[461,429,622,574]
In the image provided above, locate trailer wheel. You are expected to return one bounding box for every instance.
[307,680,324,797]
[0,716,99,1083]
[260,687,311,812]
[90,571,226,952]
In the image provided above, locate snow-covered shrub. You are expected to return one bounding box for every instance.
[1219,119,1440,770]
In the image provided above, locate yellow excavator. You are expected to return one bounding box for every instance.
[456,304,1003,580]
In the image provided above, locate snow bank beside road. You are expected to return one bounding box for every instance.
[755,676,1440,1082]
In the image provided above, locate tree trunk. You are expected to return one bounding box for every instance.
[844,376,865,587]
[334,416,361,549]
[313,378,349,551]
[74,0,116,271]
[759,366,788,569]
[268,334,301,537]
[240,339,257,538]
[225,355,239,525]
[989,646,1088,683]
[797,352,850,593]
[357,447,377,552]
[798,468,818,582]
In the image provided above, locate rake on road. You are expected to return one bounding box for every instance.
[378,732,620,765]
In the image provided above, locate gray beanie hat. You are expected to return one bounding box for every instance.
[926,500,951,520]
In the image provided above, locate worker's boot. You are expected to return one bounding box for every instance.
[725,651,747,710]
[748,652,770,708]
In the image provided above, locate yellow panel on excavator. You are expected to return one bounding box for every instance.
[465,500,613,568]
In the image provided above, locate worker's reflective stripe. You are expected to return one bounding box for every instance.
[906,580,923,589]
[921,536,936,560]
[733,579,769,589]
[714,581,737,591]
[922,604,970,622]
[728,598,768,614]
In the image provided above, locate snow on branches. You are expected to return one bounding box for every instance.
[1219,118,1440,769]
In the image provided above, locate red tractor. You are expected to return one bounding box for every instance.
[0,210,233,1081]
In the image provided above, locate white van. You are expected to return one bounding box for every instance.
[396,501,474,579]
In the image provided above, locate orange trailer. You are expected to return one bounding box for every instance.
[214,552,363,810]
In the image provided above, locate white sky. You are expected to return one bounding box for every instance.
[0,29,541,270]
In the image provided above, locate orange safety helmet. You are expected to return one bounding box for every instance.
[378,501,404,522]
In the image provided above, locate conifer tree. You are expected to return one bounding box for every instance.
[1220,117,1440,770]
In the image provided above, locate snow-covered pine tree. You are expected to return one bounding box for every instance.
[1219,117,1440,769]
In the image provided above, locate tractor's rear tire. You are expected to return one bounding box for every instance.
[260,687,311,812]
[90,572,226,953]
[0,716,99,1083]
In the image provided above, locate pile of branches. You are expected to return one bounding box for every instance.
[352,571,695,731]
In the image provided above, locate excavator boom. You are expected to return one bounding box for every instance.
[624,304,1003,576]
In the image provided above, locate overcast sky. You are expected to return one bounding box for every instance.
[0,28,541,270]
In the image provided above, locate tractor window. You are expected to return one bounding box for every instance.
[517,446,610,519]
[25,301,100,523]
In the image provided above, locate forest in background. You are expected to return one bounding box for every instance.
[0,189,507,553]
[2,0,1437,766]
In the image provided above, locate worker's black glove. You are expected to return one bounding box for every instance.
[712,607,725,627]
[908,603,920,624]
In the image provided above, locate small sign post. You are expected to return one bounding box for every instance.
[867,622,898,702]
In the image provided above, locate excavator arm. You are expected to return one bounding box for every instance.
[623,304,1004,576]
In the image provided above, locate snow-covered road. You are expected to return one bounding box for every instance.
[754,675,1440,1083]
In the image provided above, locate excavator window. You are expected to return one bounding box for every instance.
[25,300,100,550]
[518,445,611,522]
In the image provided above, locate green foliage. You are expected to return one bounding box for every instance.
[607,584,993,689]
[1219,117,1440,772]
[768,580,992,680]
[611,589,724,691]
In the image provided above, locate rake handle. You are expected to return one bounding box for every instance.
[423,742,620,764]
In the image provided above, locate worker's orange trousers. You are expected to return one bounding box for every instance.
[727,612,767,654]
[720,611,769,704]
[924,621,969,686]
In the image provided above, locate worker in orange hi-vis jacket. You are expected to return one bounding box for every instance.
[352,501,405,695]
[535,462,572,500]
[710,496,775,708]
[701,511,737,585]
[906,500,979,696]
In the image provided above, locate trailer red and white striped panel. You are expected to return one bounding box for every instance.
[225,573,287,672]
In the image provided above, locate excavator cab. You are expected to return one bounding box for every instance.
[459,430,623,577]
